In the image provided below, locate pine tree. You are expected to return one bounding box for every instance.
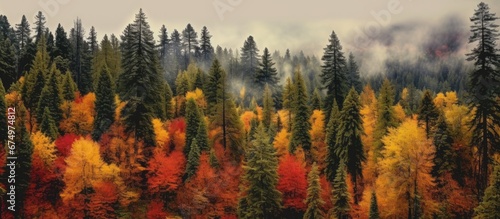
[238,124,282,219]
[240,36,259,84]
[37,67,63,127]
[157,25,169,68]
[92,65,116,141]
[34,11,46,44]
[87,26,98,57]
[193,68,204,91]
[282,77,294,132]
[373,79,397,157]
[331,162,350,219]
[62,71,76,101]
[118,9,165,149]
[262,84,274,130]
[184,138,201,181]
[325,100,341,182]
[196,117,210,152]
[474,165,500,218]
[206,59,225,113]
[289,68,312,154]
[432,112,455,181]
[0,36,16,89]
[164,82,173,120]
[15,15,32,77]
[303,163,325,219]
[417,90,439,138]
[336,88,365,204]
[182,23,198,68]
[0,80,7,143]
[40,107,58,140]
[185,98,201,155]
[369,190,380,219]
[310,88,322,111]
[466,2,500,192]
[199,26,214,66]
[321,30,347,125]
[13,125,34,218]
[255,47,279,102]
[54,23,71,61]
[346,53,362,93]
[70,18,93,94]
[175,72,189,96]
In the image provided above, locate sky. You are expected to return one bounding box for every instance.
[1,0,499,61]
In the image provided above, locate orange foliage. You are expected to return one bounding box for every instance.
[277,154,307,211]
[147,199,168,219]
[147,151,186,193]
[240,111,256,133]
[277,110,291,131]
[185,88,207,110]
[89,181,119,219]
[273,129,290,157]
[309,110,326,170]
[153,118,170,151]
[60,93,96,135]
[168,118,186,152]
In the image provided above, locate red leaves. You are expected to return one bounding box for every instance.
[277,154,308,211]
[147,151,186,193]
[147,200,168,219]
[89,181,119,219]
[55,133,79,157]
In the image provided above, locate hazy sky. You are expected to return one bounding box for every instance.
[1,0,499,57]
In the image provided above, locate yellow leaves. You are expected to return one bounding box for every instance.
[60,93,96,135]
[434,91,458,110]
[393,103,406,123]
[153,119,170,150]
[185,88,207,110]
[115,95,125,122]
[240,111,256,133]
[273,129,290,157]
[31,131,57,166]
[277,110,291,131]
[309,110,326,169]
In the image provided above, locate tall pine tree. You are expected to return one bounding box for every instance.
[92,64,116,141]
[325,100,341,182]
[417,90,439,138]
[373,79,397,157]
[369,190,380,219]
[255,47,279,103]
[289,67,312,154]
[331,162,350,219]
[474,165,500,218]
[303,163,325,219]
[346,53,362,93]
[185,98,202,155]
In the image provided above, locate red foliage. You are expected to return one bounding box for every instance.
[89,181,119,219]
[320,175,333,212]
[168,118,186,151]
[147,151,186,193]
[24,154,59,217]
[147,199,168,219]
[54,133,79,157]
[277,154,308,211]
[168,118,186,134]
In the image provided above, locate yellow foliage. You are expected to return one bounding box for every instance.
[309,110,326,169]
[393,103,406,123]
[185,88,207,110]
[273,129,290,157]
[115,96,125,122]
[153,119,170,150]
[277,110,291,131]
[434,91,458,110]
[240,111,256,133]
[377,118,437,218]
[444,104,472,145]
[31,131,57,166]
[255,106,263,121]
[434,92,446,109]
[60,93,96,135]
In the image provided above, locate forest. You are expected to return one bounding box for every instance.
[0,2,499,219]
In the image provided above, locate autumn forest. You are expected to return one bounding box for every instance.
[0,2,500,219]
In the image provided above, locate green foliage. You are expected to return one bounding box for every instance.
[196,117,209,151]
[185,98,201,155]
[0,80,7,143]
[92,64,116,141]
[62,71,76,101]
[373,79,397,157]
[40,107,58,140]
[37,67,63,127]
[184,138,201,181]
[474,165,500,219]
[262,84,274,130]
[325,100,340,182]
[331,162,350,219]
[238,124,282,219]
[369,191,380,219]
[0,37,16,89]
[346,53,362,93]
[310,88,322,111]
[417,90,439,137]
[432,112,455,180]
[164,82,173,119]
[255,47,279,103]
[303,163,325,219]
[282,77,294,131]
[205,59,225,113]
[289,69,312,154]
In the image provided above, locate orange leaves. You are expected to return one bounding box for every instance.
[89,181,119,219]
[31,131,57,165]
[147,199,168,219]
[273,129,290,157]
[168,118,186,152]
[55,133,79,157]
[277,154,307,211]
[60,93,96,135]
[185,88,207,110]
[240,110,256,133]
[309,110,326,170]
[153,118,170,151]
[147,151,186,193]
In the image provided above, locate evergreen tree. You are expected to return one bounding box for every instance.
[15,15,32,77]
[206,59,225,112]
[37,67,63,127]
[21,41,48,118]
[466,2,500,192]
[33,11,46,44]
[70,18,93,94]
[87,26,98,57]
[46,30,55,60]
[181,23,198,68]
[157,25,169,67]
[185,98,201,155]
[336,88,365,204]
[373,79,397,157]
[184,138,201,181]
[193,68,204,91]
[325,100,340,182]
[282,77,294,132]
[347,53,362,93]
[164,82,173,119]
[369,190,380,219]
[310,88,322,111]
[238,124,282,219]
[289,68,312,154]
[262,84,274,130]
[13,125,33,218]
[168,29,183,79]
[432,112,455,181]
[474,165,500,218]
[94,34,121,80]
[321,30,347,124]
[175,72,189,96]
[331,162,350,219]
[240,36,260,84]
[62,71,76,101]
[54,23,72,63]
[0,37,16,89]
[417,90,439,138]
[196,116,210,152]
[303,163,325,219]
[199,26,214,66]
[255,47,279,102]
[0,81,7,143]
[40,107,58,140]
[92,65,116,141]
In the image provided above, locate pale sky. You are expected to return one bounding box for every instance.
[1,0,499,58]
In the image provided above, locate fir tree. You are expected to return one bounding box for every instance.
[62,71,76,101]
[0,81,7,143]
[184,138,201,181]
[196,117,210,152]
[87,26,98,57]
[432,112,455,181]
[303,163,325,219]
[54,23,71,61]
[282,77,294,132]
[289,68,312,154]
[373,79,397,157]
[474,165,500,218]
[262,84,274,130]
[417,90,439,138]
[0,37,16,89]
[92,64,116,141]
[325,100,340,182]
[199,26,214,66]
[310,88,322,111]
[331,162,350,219]
[466,2,500,192]
[255,47,279,102]
[240,36,259,84]
[157,24,169,68]
[164,82,173,120]
[347,53,362,93]
[13,125,33,218]
[36,67,63,127]
[182,23,198,68]
[206,59,225,113]
[321,30,347,124]
[40,107,58,140]
[15,15,32,77]
[238,124,282,219]
[185,98,201,155]
[34,11,46,44]
[369,190,380,219]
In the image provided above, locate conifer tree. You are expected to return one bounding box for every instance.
[311,88,322,111]
[34,11,46,44]
[417,90,439,138]
[13,125,33,218]
[199,26,214,66]
[184,138,201,181]
[62,71,76,101]
[255,47,279,101]
[182,23,198,68]
[466,2,500,192]
[157,24,169,67]
[0,80,7,143]
[92,65,116,141]
[0,37,16,89]
[331,162,350,219]
[238,124,282,219]
[240,36,259,84]
[325,100,341,182]
[336,88,365,204]
[321,30,347,124]
[373,79,397,157]
[21,36,49,114]
[282,77,294,131]
[346,53,362,93]
[54,23,72,61]
[185,98,201,155]
[289,68,311,154]
[164,82,173,120]
[432,112,455,181]
[40,107,58,140]
[15,15,32,77]
[206,59,225,112]
[196,116,210,152]
[304,163,325,219]
[369,190,380,219]
[37,67,63,127]
[262,84,274,130]
[474,165,500,218]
